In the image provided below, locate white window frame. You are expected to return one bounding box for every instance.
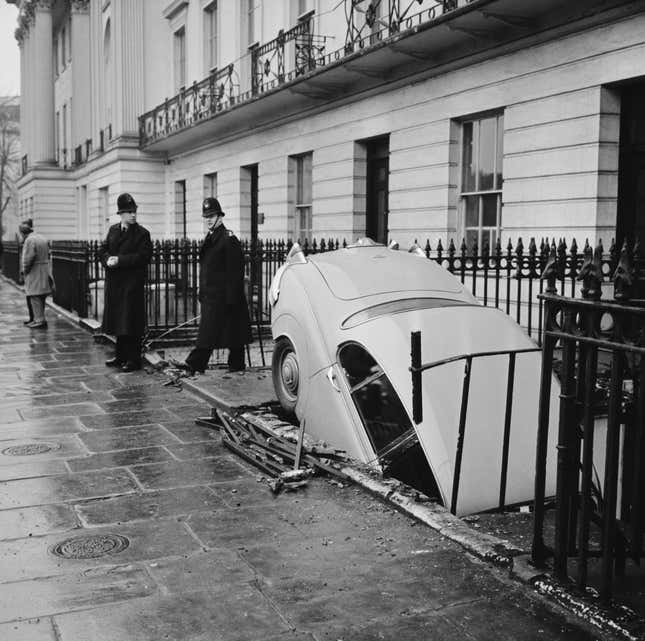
[203,172,217,198]
[294,152,312,241]
[174,26,186,91]
[459,112,504,251]
[203,1,218,73]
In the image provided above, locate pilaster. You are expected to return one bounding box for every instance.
[31,0,56,165]
[115,0,144,137]
[71,0,91,151]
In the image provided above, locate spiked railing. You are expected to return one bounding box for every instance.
[533,238,644,602]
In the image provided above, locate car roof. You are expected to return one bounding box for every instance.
[308,245,465,301]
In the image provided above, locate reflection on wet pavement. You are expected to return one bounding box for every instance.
[0,278,609,640]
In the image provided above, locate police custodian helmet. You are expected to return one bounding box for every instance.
[202,197,224,217]
[117,192,137,213]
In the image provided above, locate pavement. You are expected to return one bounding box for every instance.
[0,275,635,641]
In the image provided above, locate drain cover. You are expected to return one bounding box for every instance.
[51,534,130,559]
[2,443,57,456]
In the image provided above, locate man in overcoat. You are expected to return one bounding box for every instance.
[183,197,252,374]
[99,193,153,372]
[20,220,52,329]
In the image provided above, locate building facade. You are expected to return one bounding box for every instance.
[9,0,645,248]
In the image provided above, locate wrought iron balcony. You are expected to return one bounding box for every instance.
[139,0,634,152]
[139,1,466,149]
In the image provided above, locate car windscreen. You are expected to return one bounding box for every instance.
[341,298,476,329]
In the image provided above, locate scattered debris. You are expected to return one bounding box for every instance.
[213,409,349,494]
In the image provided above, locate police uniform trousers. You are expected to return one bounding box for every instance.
[115,335,142,367]
[185,345,245,373]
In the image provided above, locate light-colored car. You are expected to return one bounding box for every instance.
[269,239,558,515]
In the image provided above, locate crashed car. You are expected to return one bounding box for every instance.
[269,239,558,515]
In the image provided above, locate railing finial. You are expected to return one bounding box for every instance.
[613,239,634,302]
[540,241,559,294]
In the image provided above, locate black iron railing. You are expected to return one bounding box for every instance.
[50,241,90,317]
[9,235,640,346]
[1,240,21,283]
[532,240,645,601]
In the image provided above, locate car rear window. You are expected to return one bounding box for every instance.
[341,298,476,328]
[338,343,413,455]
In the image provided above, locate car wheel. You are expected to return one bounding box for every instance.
[272,337,299,415]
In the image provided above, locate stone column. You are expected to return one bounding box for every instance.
[15,20,28,169]
[115,0,144,137]
[71,0,91,154]
[31,0,56,165]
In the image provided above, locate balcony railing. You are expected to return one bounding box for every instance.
[139,0,467,146]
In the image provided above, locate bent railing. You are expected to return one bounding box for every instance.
[409,332,540,514]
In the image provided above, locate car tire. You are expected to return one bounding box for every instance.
[272,337,299,415]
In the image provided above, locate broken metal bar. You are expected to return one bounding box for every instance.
[222,438,282,478]
[450,356,472,515]
[498,352,516,509]
[411,331,422,424]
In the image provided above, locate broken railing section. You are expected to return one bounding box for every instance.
[532,238,645,602]
[410,333,540,514]
[207,410,350,494]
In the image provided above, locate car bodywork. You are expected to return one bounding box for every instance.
[269,240,558,515]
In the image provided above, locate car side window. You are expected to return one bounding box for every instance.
[338,343,413,455]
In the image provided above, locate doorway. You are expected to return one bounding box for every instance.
[617,84,645,245]
[365,136,389,244]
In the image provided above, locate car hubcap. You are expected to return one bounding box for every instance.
[281,352,299,400]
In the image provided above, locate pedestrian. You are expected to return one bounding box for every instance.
[99,193,153,372]
[20,219,53,329]
[181,197,252,374]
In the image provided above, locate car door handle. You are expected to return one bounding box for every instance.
[327,367,340,393]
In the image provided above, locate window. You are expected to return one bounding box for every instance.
[294,153,312,241]
[62,103,68,167]
[203,172,217,198]
[175,180,187,238]
[55,111,60,164]
[460,112,504,250]
[98,187,109,237]
[61,26,66,68]
[247,0,255,45]
[174,27,186,91]
[204,1,218,72]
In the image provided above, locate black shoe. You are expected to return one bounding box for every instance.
[23,319,34,325]
[121,361,142,373]
[105,357,124,367]
[28,321,48,329]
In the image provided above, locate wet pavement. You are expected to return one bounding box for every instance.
[0,277,617,640]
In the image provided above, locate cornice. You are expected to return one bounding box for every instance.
[162,0,188,20]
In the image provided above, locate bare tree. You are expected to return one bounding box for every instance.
[0,96,21,250]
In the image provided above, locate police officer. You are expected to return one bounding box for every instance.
[99,193,153,372]
[183,197,252,374]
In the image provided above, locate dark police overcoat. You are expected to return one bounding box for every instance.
[196,224,252,349]
[98,223,153,337]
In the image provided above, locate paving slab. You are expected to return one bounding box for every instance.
[129,457,252,490]
[77,424,182,452]
[66,446,175,472]
[53,586,291,641]
[0,469,138,509]
[0,459,69,482]
[79,409,177,430]
[0,503,79,540]
[0,566,156,623]
[0,618,58,641]
[74,486,224,526]
[0,519,202,583]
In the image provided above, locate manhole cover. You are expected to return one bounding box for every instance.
[2,443,57,456]
[50,534,130,559]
